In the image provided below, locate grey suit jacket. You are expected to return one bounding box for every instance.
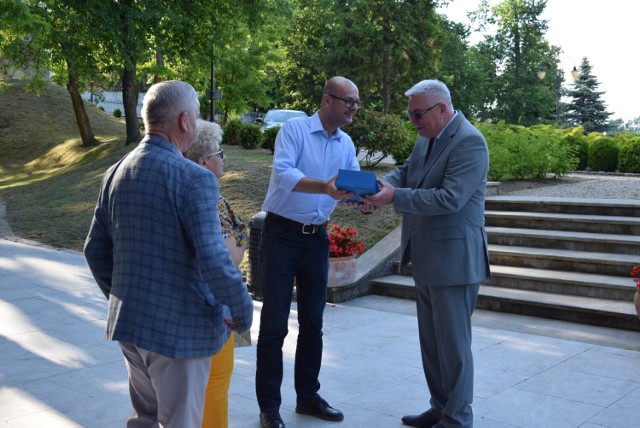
[384,112,491,287]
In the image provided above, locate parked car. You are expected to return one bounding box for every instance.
[255,109,307,132]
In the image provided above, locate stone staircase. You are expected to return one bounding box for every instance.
[369,196,640,331]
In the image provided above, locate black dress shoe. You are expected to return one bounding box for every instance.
[260,410,285,428]
[401,409,440,428]
[295,395,344,422]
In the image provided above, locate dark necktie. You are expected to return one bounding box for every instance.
[424,138,435,165]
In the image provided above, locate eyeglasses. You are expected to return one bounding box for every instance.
[406,103,441,120]
[327,93,361,108]
[203,149,224,160]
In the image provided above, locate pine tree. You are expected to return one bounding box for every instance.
[565,57,612,134]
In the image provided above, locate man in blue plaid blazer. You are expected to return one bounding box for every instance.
[84,80,253,427]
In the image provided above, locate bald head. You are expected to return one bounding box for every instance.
[323,76,356,96]
[319,76,360,136]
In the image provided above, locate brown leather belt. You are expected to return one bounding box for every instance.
[266,212,327,235]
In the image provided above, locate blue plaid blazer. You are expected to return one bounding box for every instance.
[84,135,253,358]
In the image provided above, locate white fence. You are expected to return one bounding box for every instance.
[81,90,145,117]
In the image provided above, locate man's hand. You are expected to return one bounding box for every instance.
[325,175,354,201]
[346,200,378,214]
[293,175,353,200]
[361,179,395,207]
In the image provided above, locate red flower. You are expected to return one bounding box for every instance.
[328,224,365,258]
[631,264,640,289]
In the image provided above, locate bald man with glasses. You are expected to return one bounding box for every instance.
[363,79,490,428]
[255,76,363,428]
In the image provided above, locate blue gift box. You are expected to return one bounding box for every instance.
[336,169,380,204]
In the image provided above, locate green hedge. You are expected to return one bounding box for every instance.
[617,136,640,173]
[223,119,243,146]
[476,122,578,180]
[587,137,618,172]
[221,115,640,177]
[262,126,280,154]
[239,124,263,150]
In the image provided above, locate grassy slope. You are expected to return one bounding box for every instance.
[0,81,401,252]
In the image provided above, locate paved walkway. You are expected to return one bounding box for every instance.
[1,238,640,427]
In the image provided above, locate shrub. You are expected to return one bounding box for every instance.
[112,108,122,118]
[239,124,263,150]
[347,109,413,167]
[262,126,280,154]
[560,127,588,170]
[617,137,640,173]
[389,122,417,165]
[587,137,618,172]
[528,125,579,177]
[478,122,578,180]
[223,119,243,146]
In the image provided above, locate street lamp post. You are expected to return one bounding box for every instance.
[209,56,222,122]
[537,59,580,124]
[210,56,215,121]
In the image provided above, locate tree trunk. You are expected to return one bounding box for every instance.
[382,52,391,114]
[66,72,98,147]
[154,43,165,84]
[122,65,142,145]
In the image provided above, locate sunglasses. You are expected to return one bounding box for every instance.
[406,103,441,120]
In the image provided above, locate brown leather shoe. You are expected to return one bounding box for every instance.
[401,409,440,427]
[295,395,344,422]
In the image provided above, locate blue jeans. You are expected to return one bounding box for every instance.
[255,218,329,412]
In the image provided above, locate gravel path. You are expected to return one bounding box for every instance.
[497,172,640,200]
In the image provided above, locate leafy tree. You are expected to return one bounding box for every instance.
[565,57,612,134]
[154,0,290,122]
[326,0,441,114]
[277,0,480,115]
[0,0,50,90]
[437,21,492,119]
[274,0,337,112]
[1,0,103,147]
[622,117,640,135]
[471,0,556,125]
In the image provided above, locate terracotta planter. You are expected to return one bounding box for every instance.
[328,255,357,286]
[634,289,640,320]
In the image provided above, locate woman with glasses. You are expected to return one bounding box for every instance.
[185,119,250,428]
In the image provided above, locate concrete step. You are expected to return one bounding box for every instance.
[369,275,639,331]
[486,196,640,217]
[486,226,640,256]
[487,265,635,300]
[397,246,638,278]
[489,244,637,277]
[484,210,640,235]
[478,285,639,331]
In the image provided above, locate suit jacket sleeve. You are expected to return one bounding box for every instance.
[181,172,253,332]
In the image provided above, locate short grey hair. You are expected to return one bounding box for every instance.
[141,80,199,130]
[184,119,223,162]
[405,79,452,107]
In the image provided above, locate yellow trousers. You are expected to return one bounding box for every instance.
[202,334,234,428]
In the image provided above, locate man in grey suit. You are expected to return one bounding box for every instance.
[363,79,490,428]
[84,80,253,427]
